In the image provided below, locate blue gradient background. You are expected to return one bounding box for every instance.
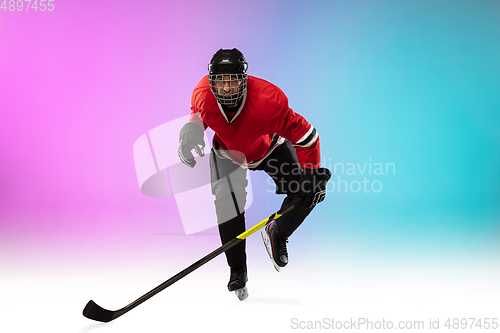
[1,0,499,271]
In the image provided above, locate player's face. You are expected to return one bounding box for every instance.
[214,74,241,99]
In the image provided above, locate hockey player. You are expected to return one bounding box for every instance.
[178,49,331,300]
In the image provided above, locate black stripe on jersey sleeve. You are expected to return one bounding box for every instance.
[294,127,317,147]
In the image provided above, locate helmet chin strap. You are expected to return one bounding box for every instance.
[222,101,241,112]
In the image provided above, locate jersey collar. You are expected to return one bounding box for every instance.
[217,90,247,124]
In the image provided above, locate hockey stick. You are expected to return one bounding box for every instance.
[82,200,300,322]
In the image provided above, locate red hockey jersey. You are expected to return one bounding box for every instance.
[189,75,320,169]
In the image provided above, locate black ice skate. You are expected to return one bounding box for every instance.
[261,220,288,272]
[228,267,248,301]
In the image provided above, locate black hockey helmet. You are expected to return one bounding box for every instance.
[208,48,248,74]
[208,48,248,106]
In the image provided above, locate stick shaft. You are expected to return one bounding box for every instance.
[83,199,300,322]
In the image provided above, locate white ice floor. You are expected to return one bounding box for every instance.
[1,232,499,333]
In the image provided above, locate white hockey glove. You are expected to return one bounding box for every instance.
[298,167,331,208]
[178,122,205,168]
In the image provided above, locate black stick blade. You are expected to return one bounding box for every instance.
[83,300,117,323]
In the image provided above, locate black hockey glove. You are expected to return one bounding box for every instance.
[178,122,205,168]
[298,167,331,208]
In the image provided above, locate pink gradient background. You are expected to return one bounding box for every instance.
[0,1,227,260]
[0,1,293,270]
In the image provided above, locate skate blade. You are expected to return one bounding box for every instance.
[261,229,281,272]
[234,287,248,301]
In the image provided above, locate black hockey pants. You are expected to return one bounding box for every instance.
[210,140,314,270]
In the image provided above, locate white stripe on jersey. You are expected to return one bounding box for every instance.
[295,126,314,145]
[300,131,319,148]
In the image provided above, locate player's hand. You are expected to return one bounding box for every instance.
[178,122,205,168]
[298,167,331,208]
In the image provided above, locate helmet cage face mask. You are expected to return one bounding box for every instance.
[208,72,248,106]
[208,48,248,106]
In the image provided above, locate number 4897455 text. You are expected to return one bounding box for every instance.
[1,0,55,11]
